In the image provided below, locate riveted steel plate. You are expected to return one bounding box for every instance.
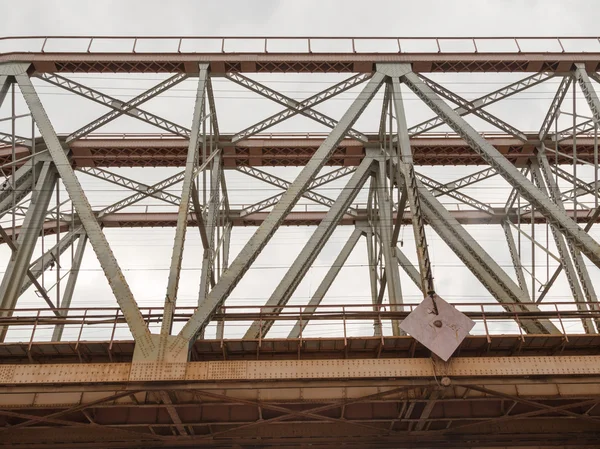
[0,365,16,383]
[129,362,186,381]
[400,294,475,361]
[11,363,130,384]
[206,361,247,380]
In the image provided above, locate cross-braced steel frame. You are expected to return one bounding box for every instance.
[1,36,600,448]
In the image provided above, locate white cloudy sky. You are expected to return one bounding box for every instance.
[1,0,600,341]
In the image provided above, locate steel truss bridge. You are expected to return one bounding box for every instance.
[0,36,600,448]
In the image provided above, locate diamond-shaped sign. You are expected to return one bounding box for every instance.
[399,294,475,361]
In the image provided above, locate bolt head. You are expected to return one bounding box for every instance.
[433,320,443,328]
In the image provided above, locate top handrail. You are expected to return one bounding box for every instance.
[0,36,600,55]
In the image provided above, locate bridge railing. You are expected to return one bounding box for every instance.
[0,301,598,344]
[1,36,600,55]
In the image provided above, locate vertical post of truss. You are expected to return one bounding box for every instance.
[162,63,209,336]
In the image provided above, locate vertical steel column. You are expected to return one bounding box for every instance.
[175,73,385,352]
[51,233,88,341]
[14,67,153,354]
[0,162,57,341]
[162,64,209,336]
[375,159,403,336]
[288,227,363,338]
[365,220,383,336]
[244,155,375,339]
[198,152,221,306]
[388,74,435,296]
[400,66,600,268]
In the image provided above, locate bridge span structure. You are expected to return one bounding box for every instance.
[0,36,599,448]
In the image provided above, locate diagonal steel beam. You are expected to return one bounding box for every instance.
[415,74,529,142]
[205,77,220,140]
[540,76,572,141]
[51,232,88,341]
[417,182,559,334]
[395,246,422,289]
[227,72,369,143]
[417,173,494,215]
[536,149,599,330]
[401,65,600,269]
[0,74,11,108]
[410,72,555,137]
[530,159,595,333]
[198,152,221,307]
[15,67,154,353]
[79,167,181,206]
[388,73,435,295]
[175,73,385,353]
[236,165,358,216]
[162,64,208,336]
[36,73,189,141]
[574,63,600,125]
[244,156,375,339]
[501,219,530,299]
[0,162,58,340]
[374,161,403,336]
[288,226,363,338]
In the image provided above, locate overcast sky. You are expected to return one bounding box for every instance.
[1,1,600,342]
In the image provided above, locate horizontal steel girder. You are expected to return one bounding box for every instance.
[1,208,597,244]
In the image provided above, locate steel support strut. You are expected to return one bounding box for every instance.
[374,160,403,336]
[14,66,154,354]
[288,227,363,338]
[175,73,385,354]
[162,63,209,336]
[399,65,600,269]
[0,162,57,341]
[244,155,375,339]
[387,73,435,295]
[51,233,88,341]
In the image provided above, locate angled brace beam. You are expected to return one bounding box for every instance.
[236,165,359,216]
[0,160,37,216]
[79,167,181,206]
[410,72,555,137]
[539,76,572,141]
[0,223,57,314]
[418,185,559,334]
[0,162,58,340]
[51,233,88,341]
[175,73,385,353]
[395,246,422,289]
[530,161,594,331]
[19,228,81,296]
[574,63,600,124]
[551,165,596,196]
[501,219,530,299]
[36,73,189,141]
[0,74,11,108]
[244,155,375,339]
[287,226,364,338]
[15,68,154,353]
[552,118,596,142]
[206,77,220,140]
[374,160,403,337]
[228,72,369,143]
[162,63,209,336]
[536,149,599,331]
[414,74,529,142]
[387,71,435,295]
[198,153,222,306]
[417,173,494,215]
[400,66,600,270]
